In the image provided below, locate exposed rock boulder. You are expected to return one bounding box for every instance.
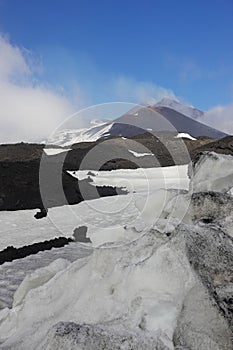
[41,322,170,350]
[188,151,233,193]
[173,283,232,350]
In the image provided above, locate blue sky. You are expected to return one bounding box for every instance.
[0,0,233,142]
[0,0,233,110]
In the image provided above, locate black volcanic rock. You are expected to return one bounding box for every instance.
[0,237,74,265]
[190,135,233,159]
[0,134,230,211]
[112,106,227,139]
[152,107,227,138]
[0,145,127,211]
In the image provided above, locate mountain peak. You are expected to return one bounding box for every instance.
[154,97,204,120]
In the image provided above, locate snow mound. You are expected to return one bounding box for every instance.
[0,231,195,349]
[13,258,70,307]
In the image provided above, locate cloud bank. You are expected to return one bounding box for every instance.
[0,35,75,143]
[0,35,182,143]
[1,34,231,143]
[200,104,233,135]
[106,76,177,104]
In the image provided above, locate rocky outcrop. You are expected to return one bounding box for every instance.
[41,322,170,350]
[173,283,232,350]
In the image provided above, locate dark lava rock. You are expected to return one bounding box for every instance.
[34,208,48,219]
[42,322,170,349]
[184,224,233,328]
[0,237,74,265]
[190,135,233,160]
[73,226,91,243]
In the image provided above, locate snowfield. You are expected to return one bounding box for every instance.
[46,123,113,147]
[0,152,232,349]
[0,165,189,250]
[69,165,189,193]
[43,148,72,156]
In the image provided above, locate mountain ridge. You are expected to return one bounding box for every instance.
[45,99,227,147]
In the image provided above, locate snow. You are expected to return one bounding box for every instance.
[0,195,138,251]
[128,149,154,157]
[69,165,189,194]
[0,152,232,349]
[0,230,196,349]
[0,165,189,251]
[46,123,113,147]
[43,148,71,155]
[13,258,70,307]
[88,225,141,247]
[0,244,90,310]
[175,133,196,141]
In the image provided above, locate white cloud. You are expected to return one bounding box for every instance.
[0,34,31,82]
[110,76,177,104]
[201,104,233,135]
[0,35,179,143]
[0,35,75,143]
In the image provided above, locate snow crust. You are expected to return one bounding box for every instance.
[0,164,189,251]
[0,230,196,349]
[69,165,189,193]
[0,152,232,349]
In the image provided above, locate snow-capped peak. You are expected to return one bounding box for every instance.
[154,97,204,120]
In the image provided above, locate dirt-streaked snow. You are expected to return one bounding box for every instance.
[0,153,232,349]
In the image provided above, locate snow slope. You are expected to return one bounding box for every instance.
[42,99,225,146]
[46,123,113,147]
